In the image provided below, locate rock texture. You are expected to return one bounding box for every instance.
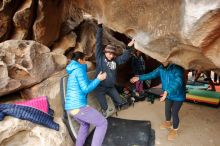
[11,0,35,40]
[33,0,65,46]
[0,40,67,97]
[0,0,22,41]
[33,0,83,47]
[1,0,220,71]
[52,32,77,55]
[0,117,73,146]
[71,0,182,39]
[70,0,220,72]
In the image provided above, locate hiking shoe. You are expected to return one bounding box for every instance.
[101,108,114,118]
[101,109,107,118]
[160,121,172,130]
[168,129,178,140]
[117,100,129,110]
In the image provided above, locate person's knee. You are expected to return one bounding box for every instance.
[81,122,90,128]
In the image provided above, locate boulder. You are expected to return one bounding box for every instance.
[0,0,22,42]
[70,0,220,71]
[204,36,220,68]
[59,6,83,37]
[0,40,67,97]
[11,0,35,40]
[52,32,77,55]
[72,0,182,39]
[0,117,73,146]
[186,8,220,48]
[33,0,65,47]
[33,0,83,47]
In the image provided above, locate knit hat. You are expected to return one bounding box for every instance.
[104,45,116,54]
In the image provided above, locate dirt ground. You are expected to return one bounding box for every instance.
[116,99,220,146]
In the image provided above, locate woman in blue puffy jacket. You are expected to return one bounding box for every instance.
[130,61,185,141]
[65,51,107,146]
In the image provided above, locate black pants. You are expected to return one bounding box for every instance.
[165,98,183,129]
[94,86,123,111]
[214,73,220,83]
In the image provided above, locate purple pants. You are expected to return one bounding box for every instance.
[71,106,107,146]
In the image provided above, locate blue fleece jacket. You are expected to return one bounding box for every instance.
[65,60,101,110]
[139,64,186,101]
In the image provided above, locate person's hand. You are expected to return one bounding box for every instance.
[128,38,135,47]
[130,76,139,83]
[97,15,103,24]
[160,91,167,102]
[97,72,107,81]
[135,92,140,97]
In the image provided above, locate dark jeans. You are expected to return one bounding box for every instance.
[214,73,220,83]
[94,86,123,111]
[165,98,183,129]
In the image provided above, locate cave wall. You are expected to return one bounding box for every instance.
[70,0,220,72]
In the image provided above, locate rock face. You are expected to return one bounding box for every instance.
[0,117,73,146]
[33,0,83,47]
[1,0,220,72]
[0,0,22,41]
[0,40,67,97]
[11,0,35,40]
[52,32,77,55]
[71,0,220,72]
[33,0,65,46]
[72,0,182,39]
[6,0,216,72]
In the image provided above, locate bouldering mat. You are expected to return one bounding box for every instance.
[144,87,163,104]
[186,83,209,90]
[215,86,220,92]
[145,88,163,96]
[85,117,155,146]
[186,89,220,106]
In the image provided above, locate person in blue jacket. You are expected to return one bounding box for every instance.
[94,18,134,116]
[65,51,107,146]
[130,61,185,141]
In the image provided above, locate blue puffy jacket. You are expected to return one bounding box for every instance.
[65,60,101,110]
[140,64,185,101]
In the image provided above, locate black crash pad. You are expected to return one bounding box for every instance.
[144,88,163,104]
[145,88,163,96]
[85,117,155,146]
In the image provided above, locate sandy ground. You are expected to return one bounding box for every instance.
[116,99,220,146]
